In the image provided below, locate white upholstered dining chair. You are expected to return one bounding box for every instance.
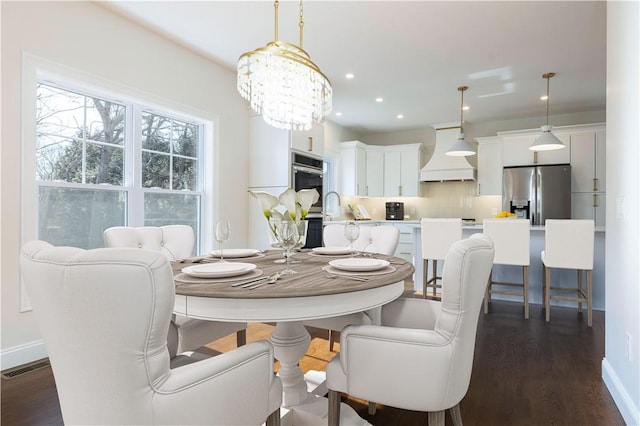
[326,234,494,426]
[103,225,248,352]
[20,240,282,426]
[304,224,400,351]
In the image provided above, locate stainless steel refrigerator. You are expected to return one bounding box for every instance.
[502,164,571,225]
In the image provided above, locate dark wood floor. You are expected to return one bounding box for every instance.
[1,300,624,426]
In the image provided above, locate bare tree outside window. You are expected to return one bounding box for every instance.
[35,83,203,249]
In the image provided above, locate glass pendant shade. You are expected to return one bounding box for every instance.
[530,72,565,151]
[237,2,332,131]
[447,133,476,156]
[530,125,565,151]
[447,85,475,156]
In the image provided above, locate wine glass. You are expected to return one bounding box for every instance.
[344,221,360,256]
[275,220,299,275]
[215,221,231,262]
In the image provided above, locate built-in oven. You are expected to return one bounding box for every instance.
[291,153,324,248]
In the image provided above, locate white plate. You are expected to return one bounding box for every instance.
[329,258,390,272]
[210,248,261,258]
[182,262,256,278]
[312,246,352,255]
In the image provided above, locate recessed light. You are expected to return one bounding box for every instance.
[375,97,383,103]
[345,73,355,79]
[541,95,548,100]
[335,112,343,116]
[397,114,404,119]
[462,106,470,111]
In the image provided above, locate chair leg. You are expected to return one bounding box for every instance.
[328,389,341,426]
[423,259,428,299]
[329,330,336,352]
[587,270,593,327]
[265,408,281,426]
[428,410,446,426]
[483,271,492,314]
[449,403,463,426]
[432,259,438,297]
[545,266,551,322]
[236,329,247,347]
[577,269,583,313]
[368,401,376,415]
[523,265,529,320]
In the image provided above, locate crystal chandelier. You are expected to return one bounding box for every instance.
[446,86,476,156]
[237,1,332,131]
[530,72,565,151]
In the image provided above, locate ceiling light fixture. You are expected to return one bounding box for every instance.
[530,72,565,151]
[446,86,476,157]
[236,0,332,131]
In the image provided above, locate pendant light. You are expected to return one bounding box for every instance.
[237,0,332,131]
[529,72,565,151]
[446,86,476,157]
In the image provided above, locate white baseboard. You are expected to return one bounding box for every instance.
[602,357,640,426]
[1,340,47,371]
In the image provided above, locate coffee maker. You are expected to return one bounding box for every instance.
[385,202,404,220]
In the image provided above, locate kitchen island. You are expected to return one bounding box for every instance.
[324,220,606,310]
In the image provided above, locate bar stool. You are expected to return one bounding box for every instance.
[482,219,530,319]
[542,219,595,327]
[420,218,462,299]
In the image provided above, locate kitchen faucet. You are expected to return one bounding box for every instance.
[323,191,341,222]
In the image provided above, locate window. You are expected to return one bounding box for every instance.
[35,82,206,250]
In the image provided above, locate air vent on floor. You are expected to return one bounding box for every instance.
[1,359,50,380]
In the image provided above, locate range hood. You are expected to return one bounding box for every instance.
[420,125,477,181]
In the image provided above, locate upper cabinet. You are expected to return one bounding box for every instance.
[341,142,423,197]
[502,132,571,166]
[475,136,503,196]
[570,128,606,193]
[341,141,368,196]
[291,122,324,157]
[383,144,423,197]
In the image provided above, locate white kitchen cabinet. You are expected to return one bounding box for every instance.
[365,147,385,197]
[393,223,415,263]
[341,141,367,196]
[291,122,324,157]
[502,132,571,166]
[569,125,606,226]
[384,144,423,197]
[249,115,290,188]
[475,137,503,195]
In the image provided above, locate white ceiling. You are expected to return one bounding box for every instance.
[102,1,607,134]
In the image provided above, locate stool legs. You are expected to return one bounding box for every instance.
[523,265,529,320]
[423,259,441,299]
[544,266,592,327]
[545,265,551,322]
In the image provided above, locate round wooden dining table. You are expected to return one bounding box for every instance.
[172,250,414,425]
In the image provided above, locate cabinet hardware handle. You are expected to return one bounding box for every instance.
[593,178,598,192]
[366,186,369,196]
[399,185,402,196]
[533,151,538,164]
[308,137,313,152]
[593,194,599,207]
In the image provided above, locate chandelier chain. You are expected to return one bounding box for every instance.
[299,1,304,48]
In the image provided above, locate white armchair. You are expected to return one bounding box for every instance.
[326,234,494,426]
[104,225,248,352]
[20,240,282,425]
[305,224,400,351]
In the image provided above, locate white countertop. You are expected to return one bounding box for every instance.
[323,219,605,232]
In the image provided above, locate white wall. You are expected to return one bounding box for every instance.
[1,2,251,368]
[602,2,640,425]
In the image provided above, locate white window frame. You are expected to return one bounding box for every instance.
[21,53,219,311]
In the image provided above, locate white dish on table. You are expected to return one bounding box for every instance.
[209,248,261,258]
[182,262,256,278]
[328,258,390,272]
[312,246,352,255]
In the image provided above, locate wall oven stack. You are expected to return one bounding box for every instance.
[291,153,324,248]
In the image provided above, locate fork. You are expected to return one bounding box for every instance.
[245,272,283,289]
